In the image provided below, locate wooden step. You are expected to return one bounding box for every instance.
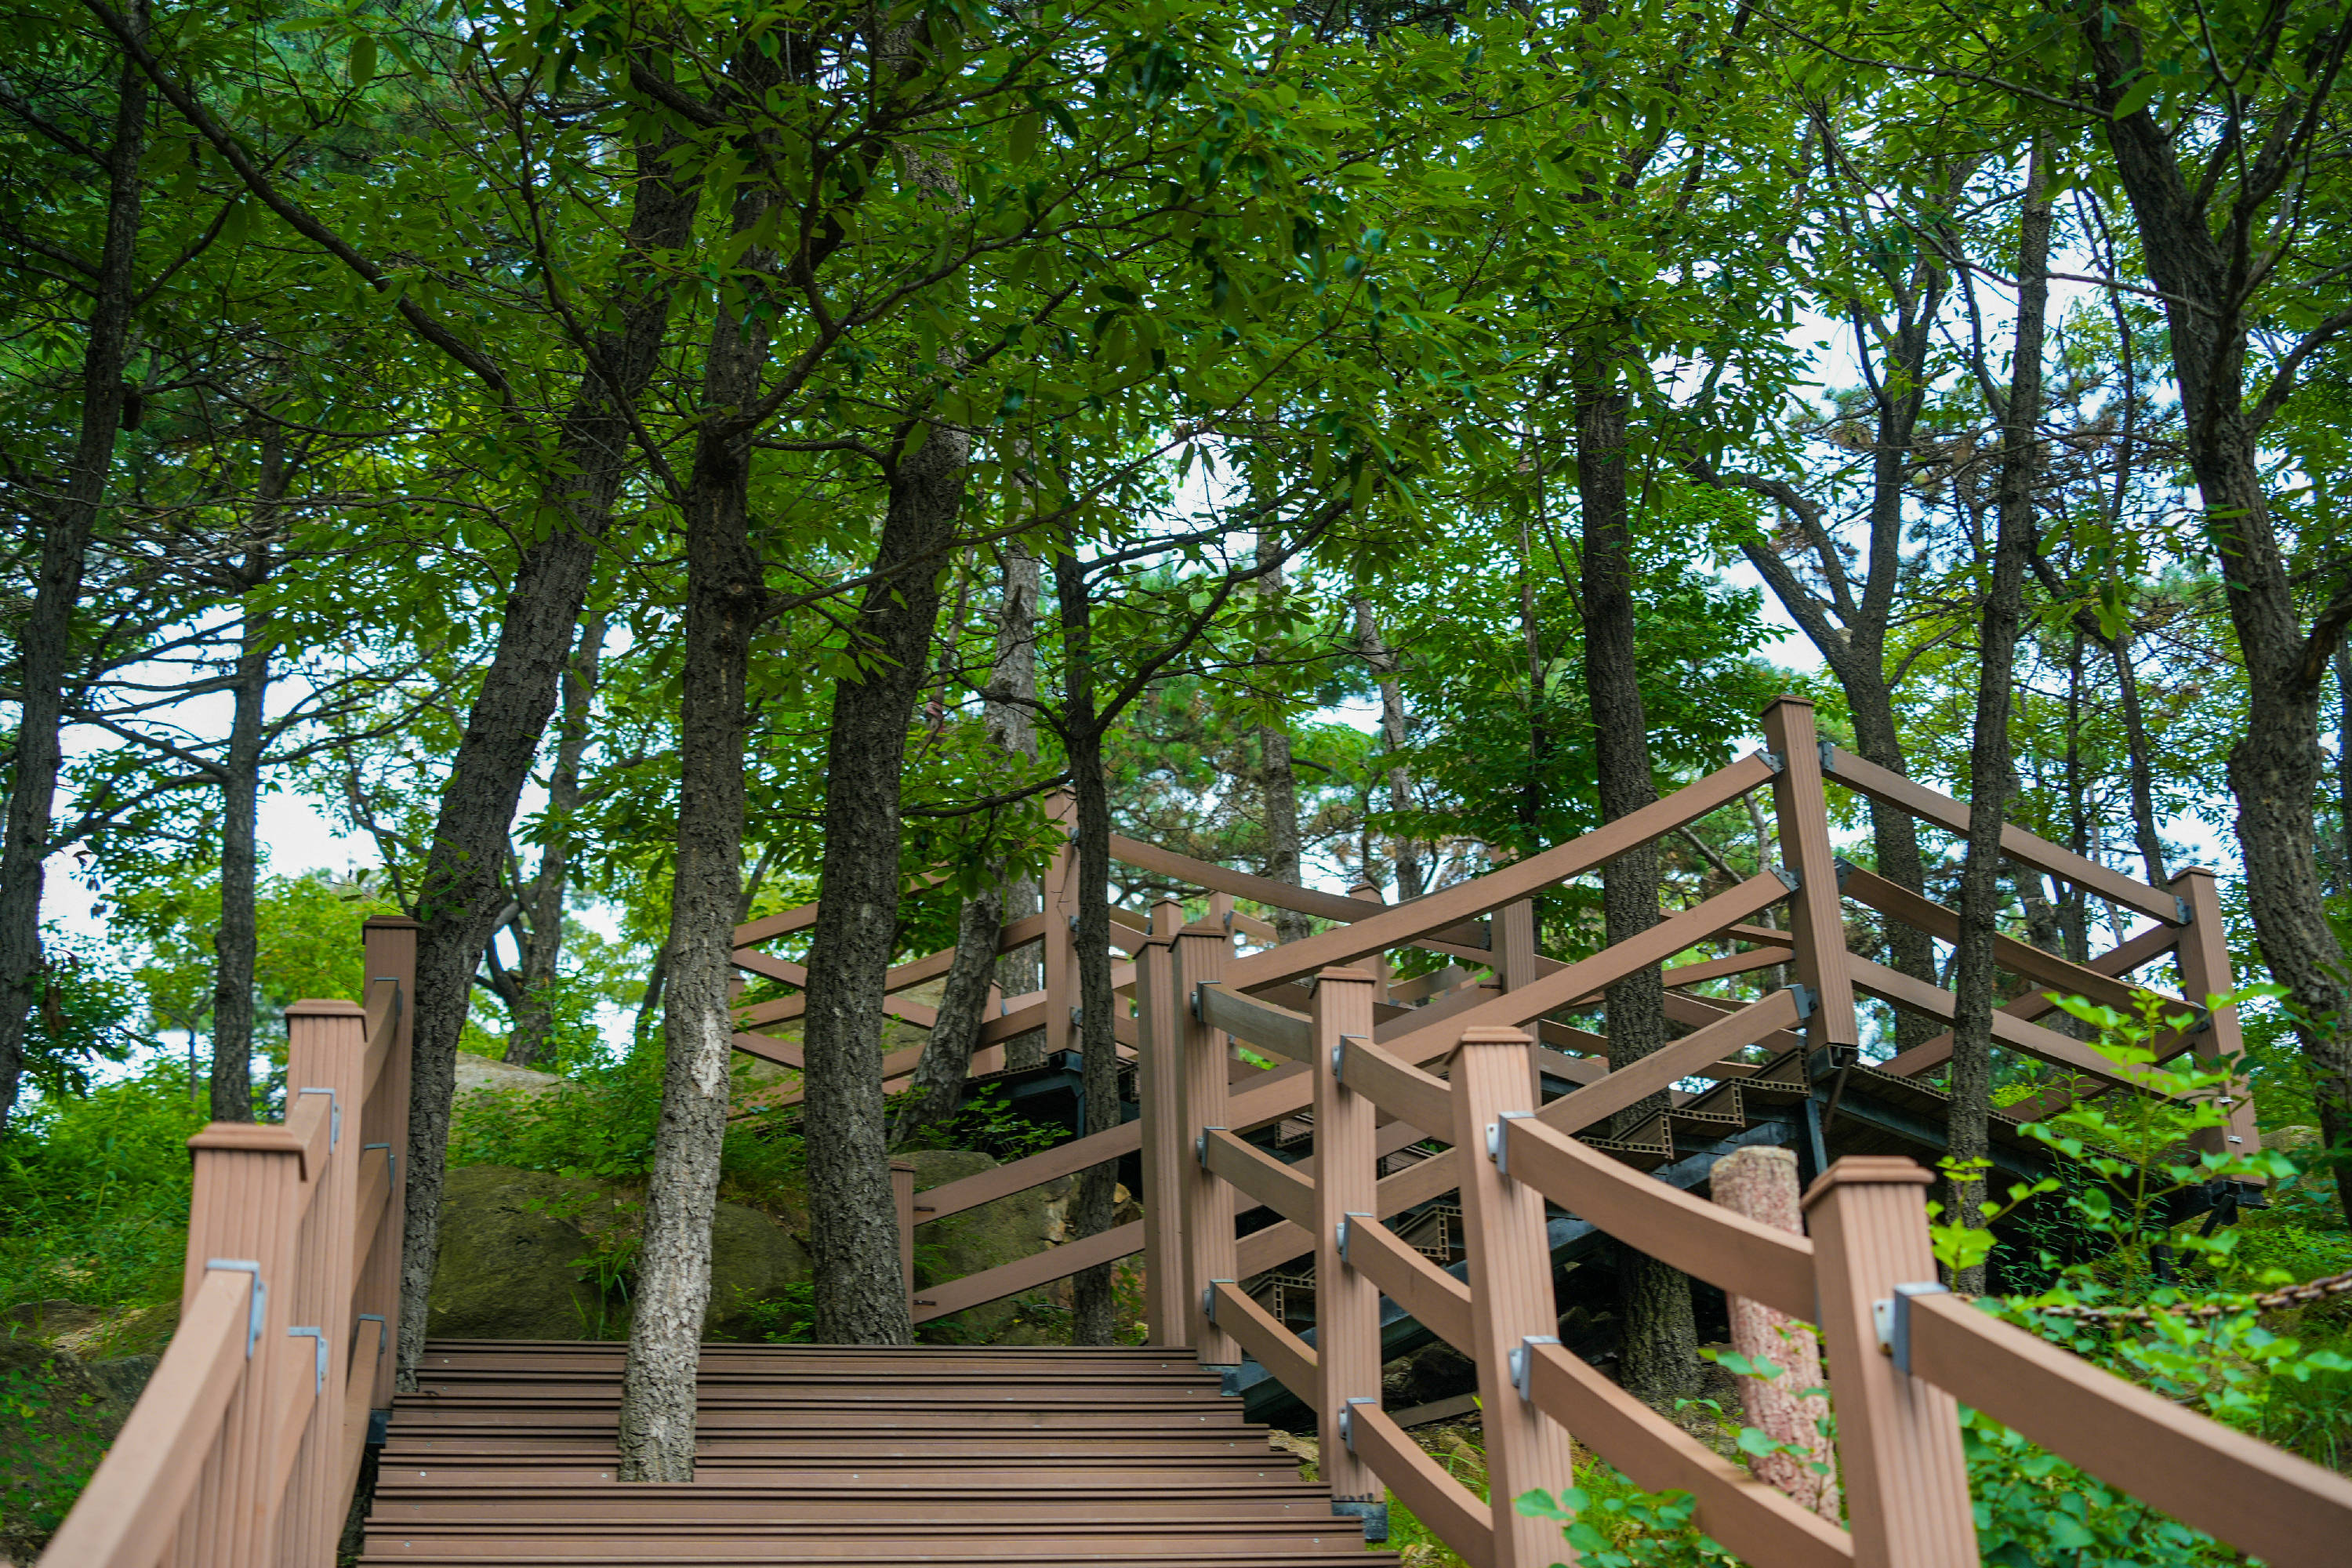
[363,1341,1399,1568]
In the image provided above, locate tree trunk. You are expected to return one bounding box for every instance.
[1352,597,1421,899]
[2116,633,2169,885]
[2087,31,2352,1223]
[505,610,605,1069]
[209,542,270,1123]
[990,543,1047,1068]
[1947,148,2051,1293]
[1575,352,1698,1409]
[1253,539,1311,945]
[1056,550,1123,1344]
[891,885,1005,1145]
[800,419,967,1348]
[397,125,695,1387]
[615,161,775,1478]
[2335,644,2351,899]
[0,4,147,1129]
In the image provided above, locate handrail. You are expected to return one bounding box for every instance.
[1208,1279,1317,1401]
[40,915,417,1568]
[1501,1115,1817,1319]
[1195,982,1314,1064]
[1200,1131,1316,1229]
[1519,1339,1853,1568]
[1342,1399,1495,1568]
[1903,1292,2352,1566]
[1824,747,2185,926]
[1341,1216,1473,1352]
[1332,1033,1454,1134]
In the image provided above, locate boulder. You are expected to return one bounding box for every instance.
[453,1053,571,1099]
[88,1353,159,1407]
[427,1165,619,1340]
[704,1200,813,1339]
[903,1148,1063,1343]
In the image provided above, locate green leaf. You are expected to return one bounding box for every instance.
[350,34,378,87]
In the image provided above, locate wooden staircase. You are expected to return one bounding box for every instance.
[360,1341,1397,1566]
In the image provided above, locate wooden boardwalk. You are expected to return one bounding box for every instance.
[360,1342,1393,1566]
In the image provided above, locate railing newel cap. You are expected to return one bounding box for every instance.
[1800,1154,1935,1212]
[286,997,366,1017]
[361,914,423,930]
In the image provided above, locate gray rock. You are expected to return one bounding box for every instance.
[452,1054,571,1099]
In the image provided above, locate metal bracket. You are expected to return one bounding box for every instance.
[289,1326,329,1393]
[299,1086,340,1149]
[1832,856,1856,887]
[367,1407,391,1446]
[1189,987,1202,1021]
[1788,982,1817,1021]
[1334,1034,1367,1082]
[207,1259,267,1358]
[1759,749,1784,774]
[1338,1395,1377,1452]
[1819,738,1836,771]
[1070,1005,1083,1026]
[355,1312,388,1362]
[1203,1279,1234,1324]
[1873,1281,1950,1375]
[363,1142,395,1187]
[1338,1212,1371,1264]
[2176,895,2193,926]
[1772,865,1801,891]
[1510,1336,1560,1399]
[1195,1127,1224,1167]
[1486,1111,1534,1178]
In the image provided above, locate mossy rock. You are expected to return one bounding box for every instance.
[0,1338,126,1559]
[905,1148,1062,1344]
[704,1200,813,1340]
[429,1165,622,1340]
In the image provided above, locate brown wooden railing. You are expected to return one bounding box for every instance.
[39,916,416,1568]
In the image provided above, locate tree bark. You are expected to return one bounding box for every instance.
[0,2,147,1129]
[1352,597,1421,899]
[2116,633,2168,886]
[1575,351,1698,1408]
[1947,148,2051,1294]
[397,122,695,1387]
[1253,539,1311,945]
[891,884,1005,1145]
[2085,26,2352,1221]
[1056,550,1123,1345]
[800,419,967,1347]
[504,610,605,1069]
[209,537,270,1123]
[617,184,770,1474]
[989,542,1048,1069]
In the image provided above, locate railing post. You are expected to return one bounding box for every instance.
[2170,867,2262,1166]
[1311,968,1382,1535]
[1174,916,1240,1367]
[1759,697,1860,1065]
[1802,1156,1976,1568]
[1347,884,1390,1004]
[1138,897,1191,1345]
[276,999,369,1567]
[1451,1025,1576,1568]
[1494,898,1537,994]
[170,1123,309,1566]
[891,1159,917,1314]
[358,915,416,1414]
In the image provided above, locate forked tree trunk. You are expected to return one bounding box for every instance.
[616,160,777,1479]
[0,5,147,1130]
[1574,351,1699,1409]
[505,611,605,1069]
[891,886,1005,1145]
[1948,149,2051,1293]
[397,124,695,1387]
[801,418,967,1347]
